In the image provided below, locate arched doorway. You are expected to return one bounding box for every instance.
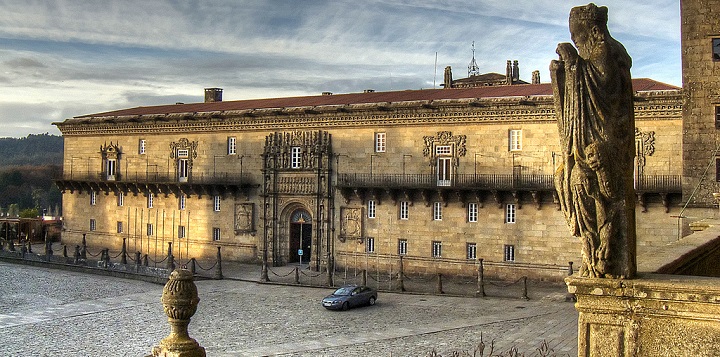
[289,209,312,264]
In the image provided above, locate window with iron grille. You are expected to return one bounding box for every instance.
[89,219,96,231]
[432,241,442,258]
[366,237,375,253]
[504,244,515,262]
[713,38,720,62]
[467,243,477,260]
[117,221,123,233]
[147,223,153,236]
[213,227,221,241]
[178,225,186,239]
[398,239,408,255]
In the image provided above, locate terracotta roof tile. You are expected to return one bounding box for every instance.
[76,78,679,118]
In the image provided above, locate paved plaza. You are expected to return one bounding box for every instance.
[0,261,578,356]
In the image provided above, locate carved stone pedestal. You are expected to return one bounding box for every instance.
[566,274,720,357]
[151,269,205,357]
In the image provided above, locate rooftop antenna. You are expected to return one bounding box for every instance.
[468,41,480,77]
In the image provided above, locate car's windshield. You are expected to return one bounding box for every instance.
[332,287,354,296]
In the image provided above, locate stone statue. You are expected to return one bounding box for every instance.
[550,3,636,279]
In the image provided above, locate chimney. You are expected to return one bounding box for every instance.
[443,66,453,89]
[204,88,223,103]
[512,60,519,82]
[364,89,375,93]
[532,70,540,84]
[506,60,512,85]
[322,92,333,96]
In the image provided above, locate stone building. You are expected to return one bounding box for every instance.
[53,73,683,281]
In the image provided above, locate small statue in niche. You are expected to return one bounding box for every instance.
[550,3,636,279]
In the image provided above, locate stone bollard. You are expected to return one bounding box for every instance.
[476,258,486,298]
[294,267,300,284]
[361,269,367,286]
[151,269,206,357]
[398,256,405,292]
[189,258,196,276]
[103,248,110,268]
[213,246,223,280]
[0,239,4,252]
[143,254,149,267]
[522,277,529,300]
[27,240,32,254]
[436,273,444,294]
[166,242,175,271]
[74,245,81,264]
[261,260,269,282]
[135,252,142,267]
[62,245,68,258]
[326,253,333,287]
[120,238,127,265]
[565,261,577,302]
[8,238,14,252]
[81,233,87,260]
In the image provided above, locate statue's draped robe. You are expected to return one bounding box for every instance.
[551,38,635,278]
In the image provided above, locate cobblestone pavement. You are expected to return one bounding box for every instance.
[0,259,578,357]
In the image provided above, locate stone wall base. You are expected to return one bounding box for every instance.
[566,274,720,357]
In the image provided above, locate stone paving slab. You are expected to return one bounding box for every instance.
[0,258,578,357]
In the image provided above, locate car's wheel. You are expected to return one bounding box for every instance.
[368,296,376,306]
[342,302,349,311]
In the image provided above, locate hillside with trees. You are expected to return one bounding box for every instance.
[0,134,63,216]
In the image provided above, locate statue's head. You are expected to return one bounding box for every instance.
[569,3,609,57]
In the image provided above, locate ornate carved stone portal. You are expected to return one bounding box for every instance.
[262,130,332,270]
[550,3,636,279]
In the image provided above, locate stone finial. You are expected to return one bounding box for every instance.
[532,70,540,84]
[151,269,205,357]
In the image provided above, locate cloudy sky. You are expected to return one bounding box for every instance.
[0,0,681,138]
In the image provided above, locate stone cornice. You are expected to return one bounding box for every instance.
[54,90,682,136]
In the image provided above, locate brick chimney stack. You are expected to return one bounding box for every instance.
[204,88,223,103]
[532,70,540,84]
[506,60,512,85]
[512,60,519,82]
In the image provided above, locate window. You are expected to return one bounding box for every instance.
[716,106,720,129]
[399,201,409,220]
[179,194,186,210]
[375,132,386,153]
[433,202,442,221]
[213,195,221,212]
[504,244,515,262]
[117,221,123,233]
[291,147,301,169]
[228,136,237,155]
[139,139,146,155]
[398,239,408,255]
[89,219,96,231]
[147,223,153,236]
[509,129,522,151]
[435,145,453,187]
[212,227,221,241]
[713,38,720,61]
[366,237,375,253]
[178,225,186,239]
[147,193,154,208]
[505,204,516,224]
[432,241,442,258]
[106,159,116,180]
[90,191,96,206]
[467,243,477,260]
[468,203,478,223]
[367,200,376,219]
[117,192,124,207]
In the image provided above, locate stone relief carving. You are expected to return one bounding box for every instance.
[234,203,254,234]
[634,128,655,177]
[550,3,636,279]
[339,207,363,242]
[422,131,467,166]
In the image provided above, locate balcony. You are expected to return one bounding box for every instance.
[337,173,681,211]
[55,171,257,199]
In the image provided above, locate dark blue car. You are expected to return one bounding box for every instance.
[322,285,377,310]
